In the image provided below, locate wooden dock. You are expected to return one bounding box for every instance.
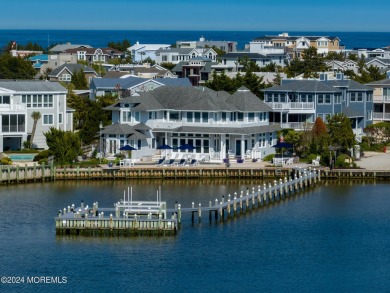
[171,168,321,224]
[55,189,177,236]
[55,168,320,237]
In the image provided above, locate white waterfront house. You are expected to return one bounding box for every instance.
[129,42,171,63]
[155,47,218,65]
[101,86,279,162]
[0,80,72,151]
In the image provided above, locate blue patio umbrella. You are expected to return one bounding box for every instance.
[178,143,195,151]
[119,145,137,151]
[272,142,293,149]
[157,144,173,158]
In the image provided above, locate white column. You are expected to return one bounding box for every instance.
[220,134,226,160]
[241,135,245,159]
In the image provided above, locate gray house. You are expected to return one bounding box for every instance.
[89,76,192,100]
[0,80,72,151]
[101,86,279,161]
[262,74,374,141]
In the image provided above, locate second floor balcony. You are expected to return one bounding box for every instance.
[0,103,27,112]
[266,102,315,111]
[373,112,390,120]
[373,95,390,103]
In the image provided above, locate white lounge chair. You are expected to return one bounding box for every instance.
[312,156,320,166]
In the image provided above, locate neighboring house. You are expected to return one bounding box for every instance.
[48,63,98,85]
[105,64,175,79]
[10,50,43,58]
[128,42,171,63]
[221,52,287,71]
[0,80,72,151]
[27,54,49,76]
[176,36,237,53]
[49,43,92,54]
[366,79,390,123]
[171,57,219,86]
[365,58,390,70]
[250,32,342,59]
[325,59,359,74]
[353,48,390,59]
[155,47,218,65]
[262,74,374,141]
[101,86,279,161]
[61,47,125,65]
[89,76,192,100]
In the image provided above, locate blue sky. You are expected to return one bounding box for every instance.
[2,0,390,31]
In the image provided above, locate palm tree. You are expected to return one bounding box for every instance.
[30,111,41,148]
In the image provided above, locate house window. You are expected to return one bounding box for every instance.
[248,113,255,122]
[122,111,132,122]
[43,114,54,125]
[350,93,356,102]
[335,95,341,104]
[280,94,286,103]
[162,55,168,62]
[58,113,63,124]
[21,94,53,108]
[367,110,372,120]
[187,112,193,122]
[357,93,363,102]
[367,93,373,102]
[202,112,208,123]
[325,95,331,104]
[237,112,244,122]
[172,55,178,61]
[59,74,71,81]
[1,114,25,132]
[318,94,324,104]
[134,112,140,122]
[0,95,10,104]
[194,112,201,123]
[221,112,227,122]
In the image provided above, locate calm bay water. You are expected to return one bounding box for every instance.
[0,180,390,292]
[1,30,390,51]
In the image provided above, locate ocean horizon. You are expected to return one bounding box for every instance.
[1,29,390,51]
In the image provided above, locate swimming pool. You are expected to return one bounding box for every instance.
[8,154,36,161]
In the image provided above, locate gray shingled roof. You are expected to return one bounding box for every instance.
[91,76,191,89]
[228,89,273,112]
[49,44,92,53]
[101,123,147,139]
[154,123,281,135]
[48,63,97,77]
[325,80,373,91]
[263,80,342,93]
[155,48,195,55]
[0,80,67,92]
[342,107,364,118]
[366,79,390,86]
[107,85,273,113]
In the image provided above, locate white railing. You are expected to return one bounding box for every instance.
[281,122,314,130]
[266,102,289,110]
[0,104,27,111]
[266,102,315,110]
[373,95,390,102]
[373,112,390,120]
[289,102,315,109]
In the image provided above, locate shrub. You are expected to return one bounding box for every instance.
[263,154,275,162]
[0,157,12,165]
[23,140,32,149]
[335,153,353,168]
[33,150,51,162]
